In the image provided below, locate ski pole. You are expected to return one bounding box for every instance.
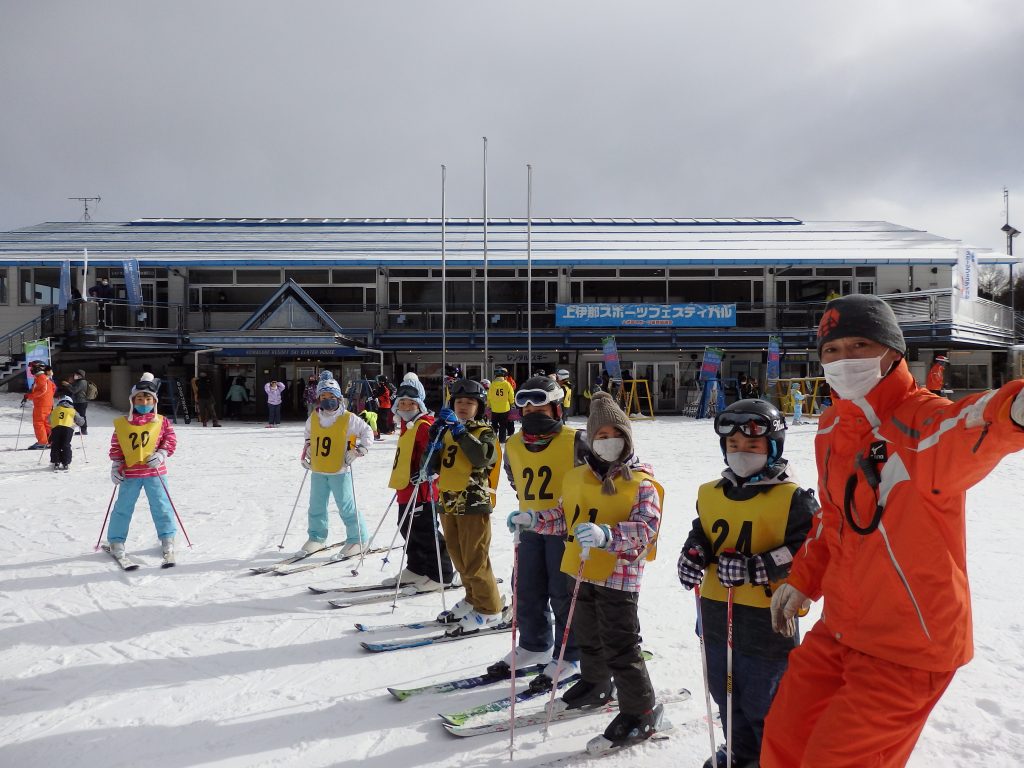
[94,485,118,550]
[278,467,310,549]
[542,546,589,740]
[14,401,26,451]
[349,491,397,576]
[508,528,522,759]
[429,493,448,614]
[726,585,735,768]
[390,490,422,612]
[157,473,193,548]
[79,432,88,463]
[694,585,718,768]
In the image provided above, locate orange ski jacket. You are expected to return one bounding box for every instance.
[926,363,944,391]
[789,361,1024,672]
[26,373,55,410]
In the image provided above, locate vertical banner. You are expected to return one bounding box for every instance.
[699,346,724,381]
[957,248,978,301]
[123,257,143,307]
[601,336,623,380]
[24,339,50,387]
[58,260,71,310]
[766,335,781,381]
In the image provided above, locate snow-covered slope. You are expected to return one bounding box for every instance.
[1,393,1021,767]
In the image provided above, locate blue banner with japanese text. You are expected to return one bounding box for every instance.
[122,258,143,308]
[556,303,736,327]
[601,336,623,380]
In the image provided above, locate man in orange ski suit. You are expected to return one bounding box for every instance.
[23,362,56,447]
[762,295,1024,767]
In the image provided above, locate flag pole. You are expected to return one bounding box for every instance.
[527,164,533,371]
[441,164,447,395]
[483,136,489,378]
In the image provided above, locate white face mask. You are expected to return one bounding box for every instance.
[726,451,768,478]
[396,408,419,422]
[822,354,886,401]
[592,437,625,462]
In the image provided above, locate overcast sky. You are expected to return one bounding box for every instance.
[1,0,1022,251]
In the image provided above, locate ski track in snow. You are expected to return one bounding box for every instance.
[0,393,1022,767]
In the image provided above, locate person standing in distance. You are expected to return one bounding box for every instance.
[761,294,1024,768]
[487,367,515,443]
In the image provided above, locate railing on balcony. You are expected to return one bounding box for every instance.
[187,302,375,332]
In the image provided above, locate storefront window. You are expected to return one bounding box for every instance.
[285,269,329,284]
[19,267,60,305]
[189,269,234,284]
[236,269,281,285]
[947,364,988,390]
[0,268,8,304]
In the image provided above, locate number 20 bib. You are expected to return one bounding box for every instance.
[113,416,164,467]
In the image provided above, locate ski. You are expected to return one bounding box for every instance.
[440,674,580,727]
[440,650,656,726]
[361,620,513,653]
[443,689,690,738]
[272,546,396,576]
[328,583,461,609]
[248,542,344,574]
[355,618,451,633]
[387,664,546,701]
[101,544,141,572]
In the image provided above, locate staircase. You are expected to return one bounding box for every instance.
[0,309,61,388]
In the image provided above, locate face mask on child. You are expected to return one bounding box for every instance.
[726,451,768,478]
[591,437,625,463]
[133,404,155,414]
[396,408,419,422]
[319,398,340,411]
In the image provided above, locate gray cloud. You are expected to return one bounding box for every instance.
[1,0,1022,251]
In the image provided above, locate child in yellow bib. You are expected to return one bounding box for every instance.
[426,379,504,632]
[298,372,374,560]
[48,395,84,471]
[509,391,664,747]
[676,399,816,768]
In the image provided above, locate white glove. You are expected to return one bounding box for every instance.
[110,463,126,485]
[145,449,167,469]
[300,444,311,470]
[1011,389,1024,428]
[344,448,362,466]
[574,522,611,549]
[506,510,537,534]
[770,583,811,637]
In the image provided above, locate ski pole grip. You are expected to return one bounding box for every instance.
[581,545,591,562]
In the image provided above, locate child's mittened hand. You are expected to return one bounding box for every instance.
[344,449,361,465]
[110,463,125,485]
[677,547,705,590]
[573,522,611,549]
[145,449,167,468]
[716,551,751,588]
[506,510,537,533]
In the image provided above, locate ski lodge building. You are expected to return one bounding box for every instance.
[0,217,1017,415]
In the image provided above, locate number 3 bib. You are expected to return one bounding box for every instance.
[113,416,164,467]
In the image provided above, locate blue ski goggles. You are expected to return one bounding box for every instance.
[714,412,781,438]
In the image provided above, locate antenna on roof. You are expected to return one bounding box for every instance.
[69,196,101,221]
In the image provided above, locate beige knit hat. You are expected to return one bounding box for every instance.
[586,391,633,493]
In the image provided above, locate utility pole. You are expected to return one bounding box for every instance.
[69,196,101,221]
[1002,187,1020,330]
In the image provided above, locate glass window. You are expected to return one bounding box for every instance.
[778,268,812,276]
[620,268,665,278]
[305,286,364,306]
[485,269,516,278]
[285,269,329,284]
[717,267,762,277]
[390,269,428,278]
[816,267,852,276]
[332,268,377,283]
[235,269,281,285]
[20,267,61,305]
[571,268,616,278]
[440,268,472,278]
[856,267,877,276]
[524,268,558,277]
[389,282,400,305]
[449,282,474,304]
[365,287,376,307]
[189,269,234,284]
[489,280,527,304]
[948,364,988,389]
[0,268,8,304]
[400,281,442,306]
[669,268,715,277]
[714,280,753,303]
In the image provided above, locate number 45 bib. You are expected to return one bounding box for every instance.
[113,416,164,467]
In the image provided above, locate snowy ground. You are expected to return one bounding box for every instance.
[1,392,1023,768]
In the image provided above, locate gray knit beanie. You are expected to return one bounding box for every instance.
[816,294,906,355]
[586,391,634,493]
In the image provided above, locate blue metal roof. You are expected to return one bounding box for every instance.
[0,218,1008,266]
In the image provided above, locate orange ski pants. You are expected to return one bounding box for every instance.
[761,621,955,768]
[33,408,52,444]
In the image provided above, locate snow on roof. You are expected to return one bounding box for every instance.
[0,218,1008,266]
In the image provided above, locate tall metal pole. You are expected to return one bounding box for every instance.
[441,165,448,390]
[483,136,489,378]
[527,164,533,372]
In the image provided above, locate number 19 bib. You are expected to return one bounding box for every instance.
[310,412,352,474]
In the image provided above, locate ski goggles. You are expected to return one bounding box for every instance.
[713,412,781,438]
[515,387,563,408]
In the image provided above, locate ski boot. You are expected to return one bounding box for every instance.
[561,678,615,710]
[486,646,552,679]
[602,702,664,745]
[436,598,473,624]
[529,657,580,692]
[161,537,176,568]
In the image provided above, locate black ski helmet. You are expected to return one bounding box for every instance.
[714,398,787,464]
[515,375,564,417]
[449,378,487,413]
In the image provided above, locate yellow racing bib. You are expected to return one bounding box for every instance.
[437,425,502,500]
[560,467,664,581]
[114,416,164,467]
[696,480,797,608]
[50,404,77,428]
[505,427,576,512]
[310,412,352,474]
[389,416,430,489]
